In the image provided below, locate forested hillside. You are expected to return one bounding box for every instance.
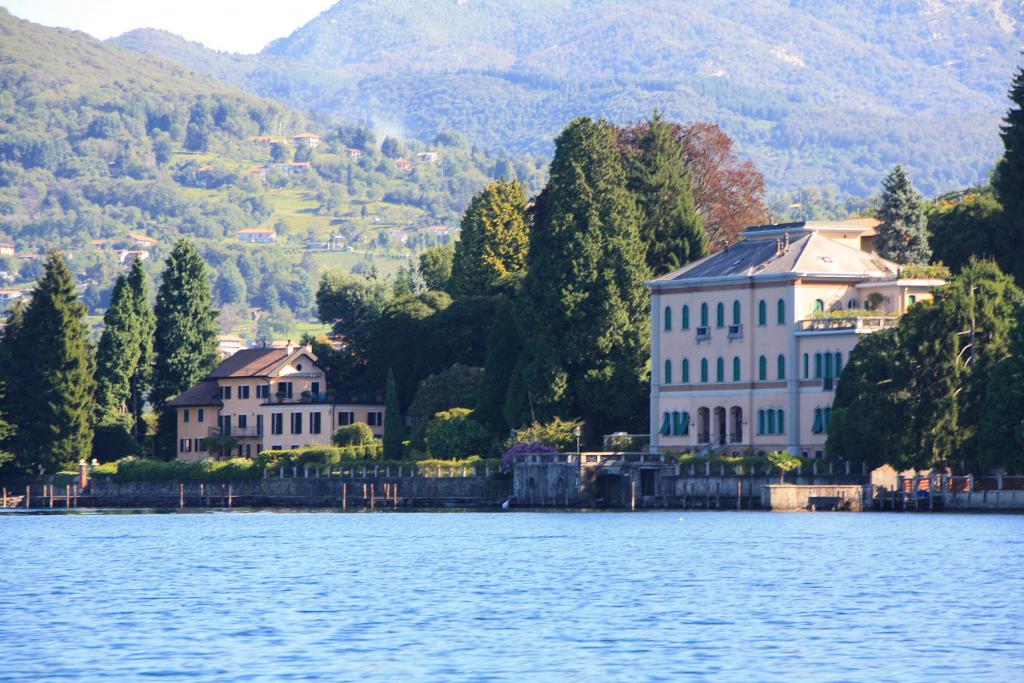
[0,9,545,338]
[111,0,1024,196]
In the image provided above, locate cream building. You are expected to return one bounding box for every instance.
[168,343,385,462]
[648,219,944,458]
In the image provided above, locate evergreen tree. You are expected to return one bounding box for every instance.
[382,368,403,459]
[449,180,530,297]
[184,98,209,152]
[94,274,138,427]
[475,297,521,432]
[992,65,1024,283]
[518,117,650,441]
[151,240,219,459]
[127,258,156,444]
[876,165,931,264]
[7,252,95,472]
[625,111,707,274]
[978,319,1024,474]
[0,304,21,470]
[418,244,454,292]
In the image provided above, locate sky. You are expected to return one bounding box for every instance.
[3,0,337,53]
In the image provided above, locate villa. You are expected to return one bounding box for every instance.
[647,218,945,458]
[168,342,385,461]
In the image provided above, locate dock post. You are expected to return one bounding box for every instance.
[342,482,348,510]
[25,485,30,509]
[50,484,54,508]
[228,484,233,509]
[631,481,636,511]
[716,481,721,509]
[2,488,6,508]
[737,480,742,510]
[362,483,368,507]
[66,484,70,509]
[180,483,185,508]
[370,483,375,510]
[393,484,398,510]
[200,482,205,506]
[73,485,78,508]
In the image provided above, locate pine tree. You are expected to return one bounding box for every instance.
[992,65,1024,283]
[475,297,521,431]
[449,179,529,297]
[7,252,95,472]
[876,165,931,264]
[127,258,156,444]
[625,111,707,274]
[151,240,219,459]
[519,117,650,440]
[382,368,403,459]
[0,304,21,470]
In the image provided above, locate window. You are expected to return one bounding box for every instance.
[238,385,250,400]
[732,356,740,382]
[909,295,917,305]
[716,302,725,328]
[674,411,690,436]
[664,359,673,385]
[659,412,671,436]
[767,409,776,434]
[256,414,263,436]
[824,352,834,379]
[664,305,672,331]
[311,382,320,398]
[757,410,765,435]
[367,411,383,427]
[271,412,283,435]
[271,445,282,451]
[700,303,708,327]
[238,415,248,429]
[681,358,690,383]
[183,409,190,423]
[310,412,322,434]
[219,414,231,436]
[758,355,768,380]
[777,298,786,325]
[681,305,690,330]
[197,409,204,423]
[716,357,724,382]
[834,352,843,376]
[848,299,859,309]
[256,385,269,400]
[758,300,767,325]
[813,298,825,313]
[814,353,823,379]
[700,359,709,383]
[339,411,355,426]
[290,413,303,434]
[777,354,786,380]
[777,410,785,434]
[812,408,824,434]
[277,382,293,399]
[803,353,809,379]
[220,385,232,400]
[732,300,740,325]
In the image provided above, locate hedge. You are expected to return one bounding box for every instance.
[675,453,850,473]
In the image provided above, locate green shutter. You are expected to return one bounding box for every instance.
[767,409,776,434]
[680,412,690,435]
[758,300,766,325]
[664,306,672,331]
[757,410,765,435]
[777,298,786,324]
[716,302,724,328]
[777,354,786,380]
[778,410,785,434]
[759,355,767,381]
[664,359,672,384]
[732,300,740,325]
[732,356,740,381]
[682,305,689,330]
[660,412,671,436]
[716,357,724,382]
[682,358,689,383]
[672,411,685,436]
[812,408,823,433]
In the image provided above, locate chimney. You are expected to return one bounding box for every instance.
[285,339,294,355]
[304,343,313,354]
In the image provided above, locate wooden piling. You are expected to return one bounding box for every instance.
[200,482,205,506]
[228,484,233,509]
[342,482,348,510]
[393,483,398,509]
[65,484,70,509]
[73,485,78,507]
[362,483,367,507]
[630,481,636,511]
[49,484,54,508]
[370,483,375,510]
[737,480,742,510]
[179,483,185,508]
[2,487,6,508]
[25,485,29,509]
[716,481,721,509]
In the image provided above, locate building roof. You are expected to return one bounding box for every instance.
[207,348,289,378]
[649,220,897,286]
[236,227,275,235]
[167,380,222,407]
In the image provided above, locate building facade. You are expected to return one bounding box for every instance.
[648,219,944,458]
[168,344,385,462]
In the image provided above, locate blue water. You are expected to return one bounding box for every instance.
[1,511,1022,681]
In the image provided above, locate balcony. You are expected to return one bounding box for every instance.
[727,324,743,339]
[269,391,332,405]
[797,315,898,333]
[208,426,263,438]
[695,326,710,341]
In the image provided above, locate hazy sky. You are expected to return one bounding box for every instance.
[3,0,337,53]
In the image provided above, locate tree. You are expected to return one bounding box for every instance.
[315,272,388,359]
[5,252,95,472]
[767,451,801,484]
[333,422,375,446]
[151,240,219,459]
[381,136,401,159]
[876,165,931,264]
[418,244,454,292]
[184,99,209,152]
[270,142,290,163]
[408,364,484,422]
[678,122,766,248]
[992,65,1024,284]
[424,408,491,458]
[449,180,530,296]
[928,192,1002,273]
[978,317,1024,474]
[475,297,521,432]
[94,274,140,428]
[126,258,156,444]
[382,368,403,459]
[511,417,582,451]
[518,117,650,441]
[621,111,707,274]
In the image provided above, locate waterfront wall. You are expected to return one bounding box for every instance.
[762,484,866,511]
[941,489,1024,511]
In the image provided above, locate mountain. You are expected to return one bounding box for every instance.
[110,0,1024,197]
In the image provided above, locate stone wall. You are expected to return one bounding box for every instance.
[761,484,867,511]
[941,489,1024,511]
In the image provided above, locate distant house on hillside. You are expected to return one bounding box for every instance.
[250,164,269,181]
[419,225,451,238]
[393,158,412,172]
[415,151,439,163]
[246,135,283,145]
[217,334,246,358]
[0,242,14,256]
[344,148,362,159]
[0,289,23,307]
[235,228,277,244]
[114,249,150,266]
[329,234,346,250]
[128,233,159,248]
[280,162,311,176]
[293,133,322,149]
[387,229,409,245]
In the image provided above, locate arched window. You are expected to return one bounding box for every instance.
[700,303,708,327]
[716,302,725,328]
[681,305,690,330]
[732,356,741,381]
[663,305,672,331]
[757,410,766,435]
[716,357,725,382]
[664,359,672,384]
[777,409,785,434]
[681,358,690,383]
[777,298,786,324]
[777,354,786,380]
[758,355,767,381]
[767,409,777,434]
[732,300,740,325]
[813,298,825,313]
[758,300,767,326]
[700,358,709,383]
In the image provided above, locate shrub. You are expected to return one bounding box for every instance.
[512,417,581,451]
[333,422,375,446]
[501,442,557,468]
[424,408,491,458]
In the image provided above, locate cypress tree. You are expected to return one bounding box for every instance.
[475,297,521,431]
[876,165,931,265]
[151,240,218,459]
[519,117,650,440]
[127,257,156,444]
[382,368,403,459]
[626,111,707,274]
[94,274,138,427]
[8,252,95,472]
[449,179,529,297]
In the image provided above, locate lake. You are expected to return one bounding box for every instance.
[1,510,1022,681]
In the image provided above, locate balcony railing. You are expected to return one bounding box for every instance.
[798,316,898,332]
[695,326,710,341]
[208,426,263,438]
[269,391,332,404]
[727,324,743,339]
